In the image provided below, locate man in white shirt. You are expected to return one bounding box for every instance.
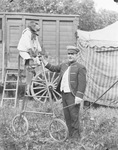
[40,46,86,140]
[17,20,42,95]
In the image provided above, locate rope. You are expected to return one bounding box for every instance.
[84,79,118,114]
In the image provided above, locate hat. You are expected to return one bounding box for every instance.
[67,46,79,54]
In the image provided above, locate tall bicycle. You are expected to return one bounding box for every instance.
[12,56,69,142]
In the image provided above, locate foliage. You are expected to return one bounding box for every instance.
[0,0,118,30]
[92,9,118,30]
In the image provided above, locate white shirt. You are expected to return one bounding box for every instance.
[60,67,71,92]
[17,28,41,60]
[17,28,41,51]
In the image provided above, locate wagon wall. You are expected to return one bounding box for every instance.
[0,12,79,83]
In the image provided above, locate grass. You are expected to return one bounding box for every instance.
[0,93,118,150]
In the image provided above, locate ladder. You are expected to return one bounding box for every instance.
[1,69,19,107]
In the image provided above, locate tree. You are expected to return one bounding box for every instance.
[114,0,118,2]
[95,9,118,30]
[0,0,118,31]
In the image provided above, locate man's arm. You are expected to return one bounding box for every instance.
[45,63,61,73]
[40,56,61,73]
[75,66,86,104]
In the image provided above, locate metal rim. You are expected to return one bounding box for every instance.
[48,118,68,142]
[12,114,29,136]
[30,70,62,103]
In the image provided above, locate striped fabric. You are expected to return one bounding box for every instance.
[77,39,118,107]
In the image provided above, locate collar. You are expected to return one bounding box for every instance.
[68,61,76,66]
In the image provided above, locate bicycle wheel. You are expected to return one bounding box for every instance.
[48,118,68,142]
[30,70,62,103]
[12,114,29,136]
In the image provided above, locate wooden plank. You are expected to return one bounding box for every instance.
[60,32,73,36]
[60,41,72,45]
[60,51,67,55]
[9,46,18,52]
[9,28,20,32]
[43,21,56,25]
[42,21,56,40]
[47,51,56,56]
[0,18,2,29]
[43,26,56,31]
[60,26,73,31]
[7,21,22,69]
[6,19,22,24]
[60,36,73,41]
[6,15,23,19]
[43,32,56,36]
[43,41,56,45]
[41,17,76,21]
[39,19,43,47]
[7,46,19,68]
[59,21,73,25]
[9,37,19,42]
[0,53,2,67]
[9,33,20,39]
[9,42,19,46]
[0,43,2,49]
[60,49,67,53]
[60,40,73,44]
[1,14,6,83]
[43,36,56,41]
[22,16,25,31]
[1,12,78,18]
[43,43,56,46]
[42,17,56,49]
[0,29,2,41]
[9,27,21,45]
[24,16,40,20]
[43,24,56,29]
[56,20,60,64]
[43,45,56,49]
[42,45,56,50]
[60,21,73,63]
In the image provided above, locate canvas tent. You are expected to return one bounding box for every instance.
[77,21,118,107]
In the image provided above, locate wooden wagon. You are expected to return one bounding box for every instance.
[0,12,79,107]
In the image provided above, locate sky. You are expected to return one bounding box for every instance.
[93,0,118,12]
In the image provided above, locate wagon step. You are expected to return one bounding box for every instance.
[4,89,17,91]
[2,98,16,100]
[1,69,19,108]
[5,81,18,83]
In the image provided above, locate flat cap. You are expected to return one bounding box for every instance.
[66,46,79,54]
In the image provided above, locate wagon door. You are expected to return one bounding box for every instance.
[42,18,78,65]
[6,19,22,69]
[59,20,76,63]
[0,17,3,82]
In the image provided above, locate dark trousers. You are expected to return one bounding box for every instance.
[62,91,80,138]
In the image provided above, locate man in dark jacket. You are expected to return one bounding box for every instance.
[41,46,86,139]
